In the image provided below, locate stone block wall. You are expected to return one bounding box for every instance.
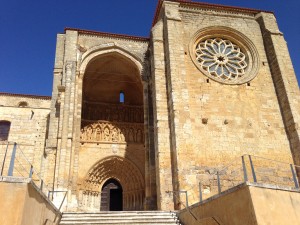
[0,94,50,181]
[46,29,152,210]
[150,1,299,209]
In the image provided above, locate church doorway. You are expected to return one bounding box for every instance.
[100,178,123,211]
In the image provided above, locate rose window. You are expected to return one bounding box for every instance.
[195,38,248,82]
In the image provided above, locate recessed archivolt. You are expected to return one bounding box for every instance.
[81,156,144,194]
[80,44,143,76]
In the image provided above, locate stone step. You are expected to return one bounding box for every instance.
[61,211,177,218]
[60,221,180,225]
[60,211,182,225]
[62,211,177,215]
[61,216,178,221]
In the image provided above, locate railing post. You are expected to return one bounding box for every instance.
[29,165,33,178]
[40,180,44,191]
[59,191,68,211]
[217,171,221,194]
[8,142,17,176]
[1,142,10,176]
[248,155,257,183]
[199,182,202,203]
[185,191,188,208]
[242,155,248,182]
[290,164,299,189]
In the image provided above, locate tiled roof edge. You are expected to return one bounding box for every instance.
[65,28,150,42]
[0,92,51,100]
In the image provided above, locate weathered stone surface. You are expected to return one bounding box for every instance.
[0,0,299,213]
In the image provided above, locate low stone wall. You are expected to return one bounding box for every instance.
[178,183,300,225]
[0,177,61,225]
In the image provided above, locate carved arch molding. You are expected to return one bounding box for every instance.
[79,156,144,211]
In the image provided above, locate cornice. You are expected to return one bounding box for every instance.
[65,28,149,42]
[152,0,273,27]
[0,92,51,100]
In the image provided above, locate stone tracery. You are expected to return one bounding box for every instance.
[82,102,143,123]
[80,120,144,143]
[195,38,248,82]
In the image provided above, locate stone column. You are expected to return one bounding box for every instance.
[57,61,76,188]
[45,34,65,188]
[53,31,78,211]
[162,1,192,209]
[256,13,300,168]
[67,71,83,210]
[143,57,158,210]
[150,19,174,210]
[47,34,65,149]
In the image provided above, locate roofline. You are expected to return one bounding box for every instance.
[0,92,51,100]
[65,27,150,42]
[152,0,274,27]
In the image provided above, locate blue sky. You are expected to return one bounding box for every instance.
[0,0,299,96]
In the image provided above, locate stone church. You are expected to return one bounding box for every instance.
[0,0,299,214]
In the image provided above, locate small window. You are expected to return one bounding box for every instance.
[0,121,11,141]
[18,101,28,107]
[119,91,125,103]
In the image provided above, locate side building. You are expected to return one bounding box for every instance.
[0,93,51,180]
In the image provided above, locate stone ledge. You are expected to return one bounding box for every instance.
[0,176,61,214]
[185,181,300,211]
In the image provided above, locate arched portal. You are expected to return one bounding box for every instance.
[80,156,144,211]
[100,178,123,211]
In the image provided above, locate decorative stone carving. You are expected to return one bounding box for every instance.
[80,120,144,144]
[82,102,143,123]
[65,62,73,74]
[195,38,248,81]
[190,27,260,85]
[80,156,144,211]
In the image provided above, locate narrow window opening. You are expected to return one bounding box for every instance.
[18,101,28,107]
[247,83,251,86]
[119,91,125,103]
[0,121,11,141]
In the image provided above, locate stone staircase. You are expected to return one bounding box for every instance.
[59,211,182,225]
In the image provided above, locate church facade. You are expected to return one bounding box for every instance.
[0,0,299,212]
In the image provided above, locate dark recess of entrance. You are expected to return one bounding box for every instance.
[100,178,123,211]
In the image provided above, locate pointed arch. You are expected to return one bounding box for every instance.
[79,156,145,211]
[80,44,143,77]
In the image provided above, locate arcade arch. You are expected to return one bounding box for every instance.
[77,50,145,211]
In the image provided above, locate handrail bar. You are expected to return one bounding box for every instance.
[48,190,68,211]
[217,154,247,172]
[167,190,222,225]
[249,154,300,167]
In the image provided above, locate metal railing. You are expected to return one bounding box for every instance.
[194,154,300,203]
[168,154,300,224]
[213,154,300,197]
[0,142,67,211]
